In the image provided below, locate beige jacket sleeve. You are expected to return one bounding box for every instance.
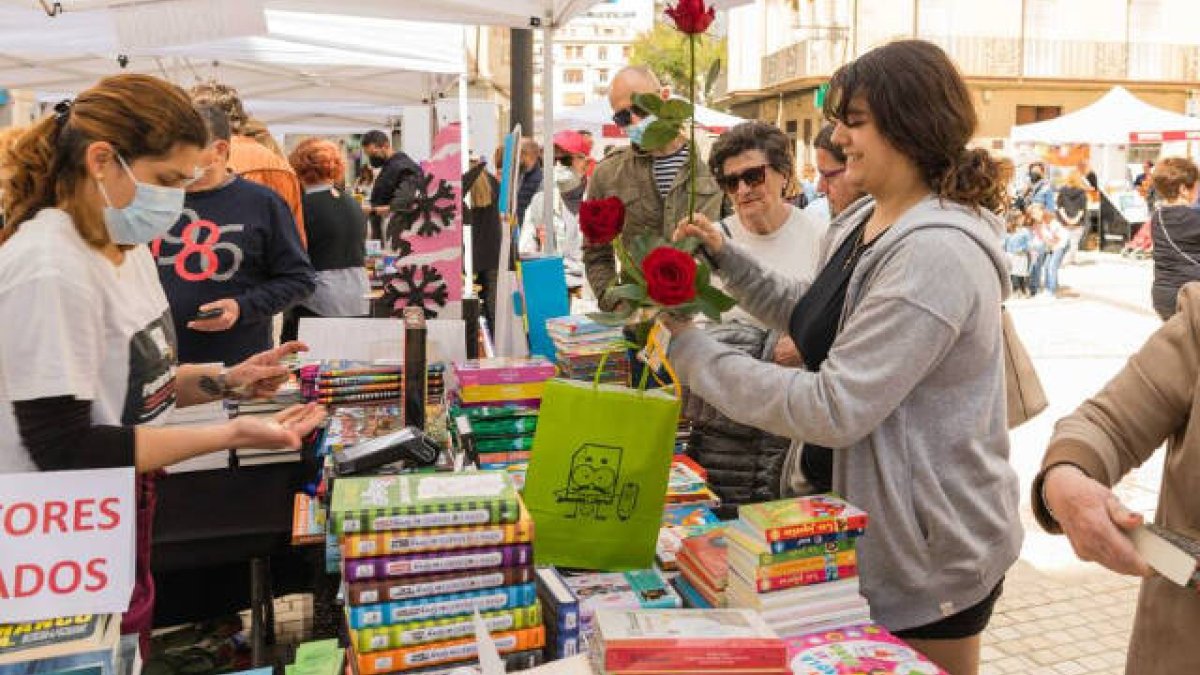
[1032,283,1200,532]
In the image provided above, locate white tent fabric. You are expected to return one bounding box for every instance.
[1010,86,1200,145]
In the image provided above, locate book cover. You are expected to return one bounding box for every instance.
[769,606,875,640]
[341,502,533,558]
[731,550,859,582]
[535,567,580,637]
[594,609,786,672]
[740,495,869,544]
[725,521,858,566]
[346,582,539,629]
[785,623,949,674]
[674,557,725,608]
[0,616,119,675]
[350,603,542,652]
[330,472,520,534]
[346,567,534,606]
[726,576,862,610]
[353,626,545,675]
[458,381,547,404]
[1128,523,1200,587]
[661,504,720,528]
[561,570,681,627]
[292,493,327,547]
[452,358,557,387]
[755,593,872,627]
[754,564,858,593]
[321,406,405,454]
[679,530,729,591]
[343,544,533,582]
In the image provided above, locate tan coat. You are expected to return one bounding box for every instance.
[1032,283,1200,675]
[582,143,725,310]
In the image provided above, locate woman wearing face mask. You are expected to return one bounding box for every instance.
[519,130,589,292]
[669,41,1020,675]
[0,75,326,651]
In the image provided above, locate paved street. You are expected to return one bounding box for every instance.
[982,253,1163,675]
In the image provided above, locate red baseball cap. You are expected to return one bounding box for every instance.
[553,130,590,157]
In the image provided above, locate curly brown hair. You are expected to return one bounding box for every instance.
[288,138,346,186]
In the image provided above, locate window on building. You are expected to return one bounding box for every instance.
[1015,105,1062,125]
[563,93,586,106]
[598,69,610,84]
[598,46,609,61]
[564,45,584,60]
[623,46,632,59]
[564,69,585,84]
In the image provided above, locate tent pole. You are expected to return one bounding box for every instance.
[460,67,475,297]
[541,13,558,255]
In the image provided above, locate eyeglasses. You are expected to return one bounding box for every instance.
[716,165,769,193]
[611,104,649,127]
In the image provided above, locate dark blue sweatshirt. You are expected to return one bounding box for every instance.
[154,175,316,365]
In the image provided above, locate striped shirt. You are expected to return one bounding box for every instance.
[652,145,690,198]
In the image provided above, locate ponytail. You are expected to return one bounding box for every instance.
[1,115,61,245]
[938,148,1006,214]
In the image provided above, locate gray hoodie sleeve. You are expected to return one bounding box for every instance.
[712,240,810,332]
[670,231,985,447]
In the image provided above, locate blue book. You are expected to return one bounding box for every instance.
[671,575,713,609]
[347,582,538,629]
[534,567,580,659]
[0,616,119,675]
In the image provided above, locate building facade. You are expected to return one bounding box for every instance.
[721,0,1200,163]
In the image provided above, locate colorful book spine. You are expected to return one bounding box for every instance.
[353,626,545,675]
[343,545,533,581]
[452,360,556,387]
[474,450,532,464]
[317,383,404,396]
[347,582,539,629]
[334,501,522,535]
[475,437,535,453]
[341,518,533,558]
[600,639,788,673]
[727,533,857,565]
[740,497,869,544]
[318,391,403,405]
[346,567,535,606]
[748,550,857,581]
[386,649,544,675]
[469,417,539,436]
[672,575,714,609]
[457,382,546,404]
[534,566,580,639]
[756,563,858,593]
[331,474,521,535]
[320,375,402,386]
[351,604,542,652]
[454,398,542,410]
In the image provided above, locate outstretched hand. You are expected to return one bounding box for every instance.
[1043,464,1153,578]
[229,403,327,451]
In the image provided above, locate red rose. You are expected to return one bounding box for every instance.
[578,196,625,246]
[665,0,715,35]
[641,246,697,306]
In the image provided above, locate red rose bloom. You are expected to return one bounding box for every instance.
[641,246,697,306]
[665,0,715,35]
[579,196,625,246]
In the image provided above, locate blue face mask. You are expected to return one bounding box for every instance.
[96,154,187,245]
[624,114,658,147]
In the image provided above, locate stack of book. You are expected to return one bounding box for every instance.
[665,458,721,509]
[301,361,404,407]
[545,316,628,385]
[0,615,126,675]
[726,495,872,637]
[453,357,555,410]
[535,567,582,660]
[590,609,790,675]
[785,623,948,674]
[673,529,728,609]
[655,504,721,572]
[330,471,546,674]
[558,569,681,635]
[449,404,541,489]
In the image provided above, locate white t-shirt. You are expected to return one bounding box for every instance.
[718,204,827,327]
[0,209,178,472]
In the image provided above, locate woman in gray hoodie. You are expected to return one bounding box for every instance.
[667,40,1022,675]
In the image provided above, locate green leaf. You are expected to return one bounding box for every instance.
[588,303,637,326]
[629,232,664,264]
[632,92,665,115]
[696,259,711,288]
[659,99,693,121]
[604,284,648,304]
[615,246,646,285]
[639,119,682,151]
[700,284,737,312]
[695,295,723,322]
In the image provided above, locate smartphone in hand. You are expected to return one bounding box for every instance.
[195,307,225,321]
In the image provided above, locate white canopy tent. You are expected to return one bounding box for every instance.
[1010,86,1200,145]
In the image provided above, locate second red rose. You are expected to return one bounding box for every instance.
[641,246,698,306]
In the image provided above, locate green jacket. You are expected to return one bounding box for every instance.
[583,143,726,310]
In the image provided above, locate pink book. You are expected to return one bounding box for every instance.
[785,623,949,674]
[452,358,557,387]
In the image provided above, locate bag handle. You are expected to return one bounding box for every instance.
[590,338,678,395]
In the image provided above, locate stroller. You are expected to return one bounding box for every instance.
[1122,218,1153,259]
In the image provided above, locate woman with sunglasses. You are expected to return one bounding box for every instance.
[666,41,1019,675]
[0,75,326,652]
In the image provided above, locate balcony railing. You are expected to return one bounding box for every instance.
[761,34,1200,87]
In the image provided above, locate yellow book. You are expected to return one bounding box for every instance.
[458,381,546,404]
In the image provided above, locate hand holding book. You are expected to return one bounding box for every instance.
[1042,463,1153,577]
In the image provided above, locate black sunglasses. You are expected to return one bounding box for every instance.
[716,164,769,193]
[612,104,649,127]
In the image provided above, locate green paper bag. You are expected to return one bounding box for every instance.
[523,376,680,571]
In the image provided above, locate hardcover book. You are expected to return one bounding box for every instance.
[346,567,535,606]
[0,615,120,675]
[350,603,542,652]
[352,626,545,674]
[330,471,520,534]
[560,569,681,628]
[740,495,869,544]
[785,623,949,674]
[593,608,786,673]
[457,382,547,405]
[452,358,557,387]
[341,502,533,558]
[1128,523,1200,588]
[725,521,858,565]
[342,544,533,581]
[346,582,539,629]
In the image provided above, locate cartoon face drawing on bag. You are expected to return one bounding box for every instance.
[555,444,640,521]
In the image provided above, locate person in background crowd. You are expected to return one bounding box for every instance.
[463,154,502,328]
[1148,157,1200,320]
[1076,159,1099,189]
[1135,159,1158,213]
[361,129,422,243]
[576,128,597,178]
[1056,170,1089,265]
[154,104,315,365]
[189,82,307,248]
[0,74,325,653]
[805,123,868,227]
[515,137,543,226]
[280,138,369,341]
[1003,211,1033,297]
[799,163,819,204]
[584,65,726,309]
[1018,160,1056,212]
[353,164,375,200]
[668,40,1021,675]
[1033,280,1200,675]
[520,130,589,291]
[1026,203,1068,298]
[681,121,827,511]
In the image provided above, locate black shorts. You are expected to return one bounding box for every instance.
[893,578,1004,640]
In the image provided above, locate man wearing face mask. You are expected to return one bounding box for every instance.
[519,130,589,291]
[584,65,727,310]
[1016,161,1056,213]
[361,129,422,244]
[154,104,316,365]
